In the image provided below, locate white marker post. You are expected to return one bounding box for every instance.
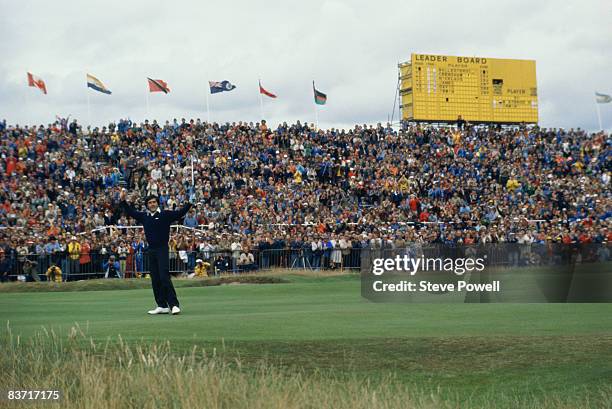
[191,154,195,187]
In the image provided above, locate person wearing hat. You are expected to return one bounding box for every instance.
[119,189,194,315]
[188,259,209,279]
[67,236,81,278]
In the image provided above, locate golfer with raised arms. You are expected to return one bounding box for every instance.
[119,189,194,315]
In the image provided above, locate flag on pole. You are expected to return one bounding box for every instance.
[595,92,612,104]
[259,81,277,98]
[87,74,112,94]
[27,72,47,94]
[209,80,236,94]
[313,81,327,105]
[147,78,170,93]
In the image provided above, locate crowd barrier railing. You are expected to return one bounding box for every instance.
[2,243,609,282]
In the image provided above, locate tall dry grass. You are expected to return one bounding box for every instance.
[1,323,440,409]
[1,323,609,409]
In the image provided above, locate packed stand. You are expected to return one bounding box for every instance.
[0,117,610,281]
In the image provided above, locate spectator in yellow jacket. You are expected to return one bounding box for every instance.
[46,264,62,283]
[188,259,209,278]
[67,237,81,277]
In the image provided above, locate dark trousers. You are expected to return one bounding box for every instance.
[147,246,179,308]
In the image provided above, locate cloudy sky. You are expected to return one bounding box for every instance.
[1,0,610,130]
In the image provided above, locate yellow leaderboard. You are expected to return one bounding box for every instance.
[400,53,538,124]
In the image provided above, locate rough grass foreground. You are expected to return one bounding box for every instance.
[2,325,609,409]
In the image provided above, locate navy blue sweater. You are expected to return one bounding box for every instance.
[121,201,192,248]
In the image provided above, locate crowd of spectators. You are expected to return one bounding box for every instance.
[0,117,610,280]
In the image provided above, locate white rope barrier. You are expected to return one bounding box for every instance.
[75,218,551,237]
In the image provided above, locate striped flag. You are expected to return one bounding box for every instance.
[27,72,47,94]
[147,78,170,94]
[259,81,277,98]
[313,81,327,105]
[87,74,111,94]
[595,92,612,104]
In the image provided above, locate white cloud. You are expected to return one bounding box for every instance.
[0,0,610,130]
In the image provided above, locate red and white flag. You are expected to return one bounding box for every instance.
[259,81,277,98]
[27,72,47,94]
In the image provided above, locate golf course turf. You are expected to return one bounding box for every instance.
[1,271,611,408]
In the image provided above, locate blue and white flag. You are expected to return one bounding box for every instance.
[595,92,612,104]
[87,74,112,94]
[209,80,236,94]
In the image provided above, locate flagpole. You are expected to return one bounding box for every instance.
[191,153,195,199]
[87,89,91,128]
[24,79,28,119]
[205,85,211,124]
[145,89,150,122]
[258,79,264,121]
[596,101,603,131]
[313,81,318,130]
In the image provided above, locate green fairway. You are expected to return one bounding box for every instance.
[3,273,611,340]
[2,272,612,408]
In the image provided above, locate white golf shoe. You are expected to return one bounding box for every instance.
[171,306,181,315]
[148,307,170,315]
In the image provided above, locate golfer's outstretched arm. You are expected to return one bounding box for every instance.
[119,190,145,223]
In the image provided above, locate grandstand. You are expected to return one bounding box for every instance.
[0,118,610,281]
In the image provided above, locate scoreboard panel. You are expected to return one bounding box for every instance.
[399,53,538,124]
